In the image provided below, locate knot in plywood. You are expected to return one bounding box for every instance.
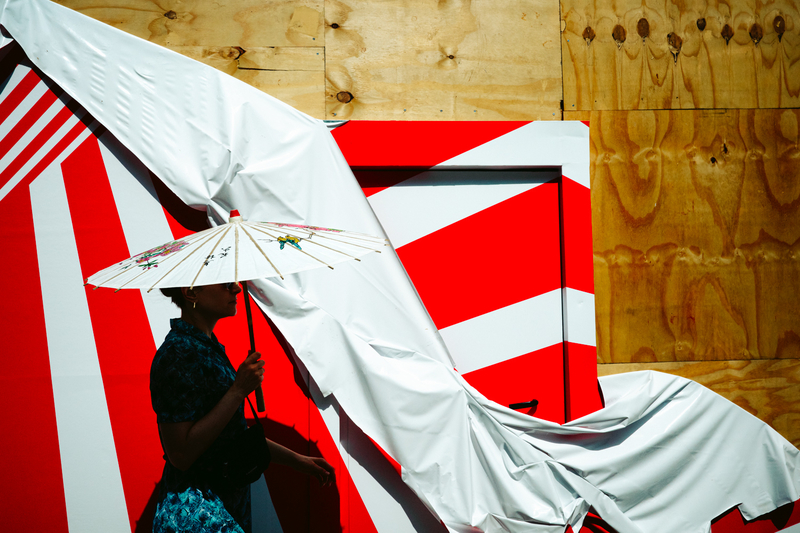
[637,18,650,41]
[722,24,734,45]
[583,26,596,45]
[667,32,682,62]
[330,23,340,29]
[774,16,786,41]
[164,10,177,20]
[697,18,706,31]
[750,23,763,46]
[612,24,626,49]
[337,91,354,103]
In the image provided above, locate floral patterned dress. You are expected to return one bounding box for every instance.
[150,318,251,533]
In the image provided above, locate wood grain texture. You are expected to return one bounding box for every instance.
[324,0,562,120]
[563,109,800,364]
[53,0,325,47]
[561,0,800,110]
[597,361,800,447]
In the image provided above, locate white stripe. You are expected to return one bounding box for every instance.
[437,122,591,189]
[312,388,422,533]
[0,80,49,139]
[367,169,557,248]
[98,131,179,345]
[562,288,596,347]
[30,164,130,533]
[0,105,89,203]
[440,289,564,374]
[779,522,800,533]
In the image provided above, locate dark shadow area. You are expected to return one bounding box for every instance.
[0,40,24,94]
[257,418,342,533]
[149,171,211,232]
[353,168,560,188]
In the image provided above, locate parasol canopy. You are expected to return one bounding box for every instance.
[86,210,388,291]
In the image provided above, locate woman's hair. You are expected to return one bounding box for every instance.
[160,287,187,309]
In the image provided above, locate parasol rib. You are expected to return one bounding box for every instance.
[239,223,284,280]
[235,223,239,283]
[93,228,220,289]
[261,222,388,245]
[249,225,360,261]
[189,225,232,289]
[145,225,230,292]
[248,225,335,269]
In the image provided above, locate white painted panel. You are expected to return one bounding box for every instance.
[563,288,596,347]
[440,289,564,374]
[367,170,556,248]
[437,122,590,189]
[31,163,130,533]
[0,105,90,202]
[98,132,179,345]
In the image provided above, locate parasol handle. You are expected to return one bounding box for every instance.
[242,280,266,412]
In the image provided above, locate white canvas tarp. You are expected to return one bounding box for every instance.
[2,1,798,532]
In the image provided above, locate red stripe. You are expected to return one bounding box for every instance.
[563,342,602,421]
[560,176,594,294]
[0,185,69,532]
[0,68,40,126]
[463,343,566,424]
[332,121,531,168]
[0,86,60,160]
[397,181,562,330]
[0,103,72,191]
[61,136,163,531]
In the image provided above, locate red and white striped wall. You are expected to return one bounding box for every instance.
[332,120,600,423]
[2,49,798,533]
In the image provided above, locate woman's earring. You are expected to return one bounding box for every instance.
[193,301,196,309]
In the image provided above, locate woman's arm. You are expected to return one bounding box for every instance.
[159,350,265,471]
[266,439,336,486]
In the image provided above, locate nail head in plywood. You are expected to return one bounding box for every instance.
[325,0,562,120]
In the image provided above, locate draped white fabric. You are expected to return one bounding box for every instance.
[4,1,798,532]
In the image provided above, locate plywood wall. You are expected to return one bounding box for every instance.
[52,0,800,445]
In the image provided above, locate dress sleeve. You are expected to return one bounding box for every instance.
[150,341,207,424]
